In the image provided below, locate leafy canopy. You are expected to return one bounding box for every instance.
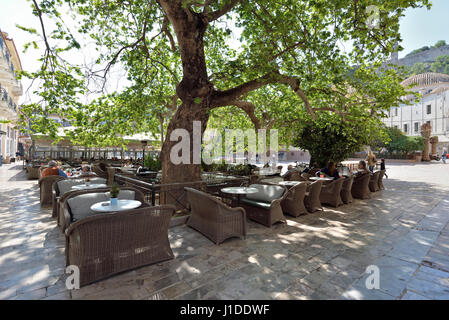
[18,0,430,153]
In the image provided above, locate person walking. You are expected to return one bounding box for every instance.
[380,158,388,179]
[365,151,377,173]
[442,151,447,164]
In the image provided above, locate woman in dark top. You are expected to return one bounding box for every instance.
[319,160,340,180]
[380,158,388,178]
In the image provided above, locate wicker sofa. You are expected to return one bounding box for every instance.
[52,177,107,219]
[65,204,174,286]
[304,180,323,212]
[280,182,308,217]
[60,186,144,231]
[319,178,344,207]
[39,175,65,207]
[340,175,354,204]
[240,184,288,227]
[185,187,247,244]
[351,173,371,199]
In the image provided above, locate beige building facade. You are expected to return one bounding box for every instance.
[0,30,23,162]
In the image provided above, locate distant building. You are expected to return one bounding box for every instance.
[0,30,23,161]
[382,72,449,154]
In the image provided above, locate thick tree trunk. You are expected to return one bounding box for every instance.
[160,101,209,184]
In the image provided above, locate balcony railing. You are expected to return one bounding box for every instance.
[0,84,18,113]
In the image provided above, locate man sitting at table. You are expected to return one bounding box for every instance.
[355,160,370,176]
[318,160,340,180]
[281,165,300,180]
[41,160,68,178]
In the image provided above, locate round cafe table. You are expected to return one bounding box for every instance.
[220,186,258,206]
[90,199,142,213]
[309,177,334,181]
[278,181,302,187]
[71,183,107,190]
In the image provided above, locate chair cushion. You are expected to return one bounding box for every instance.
[246,184,285,203]
[67,193,109,221]
[104,190,136,200]
[241,198,271,210]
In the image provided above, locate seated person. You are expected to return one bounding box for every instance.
[281,164,300,180]
[41,160,68,178]
[79,164,96,177]
[303,162,319,176]
[319,160,340,180]
[355,160,370,176]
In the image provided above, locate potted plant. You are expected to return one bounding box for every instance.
[110,183,120,207]
[85,177,91,186]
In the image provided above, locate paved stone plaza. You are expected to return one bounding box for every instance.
[1,162,449,300]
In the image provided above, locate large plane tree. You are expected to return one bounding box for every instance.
[19,0,429,183]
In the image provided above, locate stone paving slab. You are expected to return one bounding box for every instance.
[1,163,449,300]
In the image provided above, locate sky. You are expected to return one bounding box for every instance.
[1,0,449,104]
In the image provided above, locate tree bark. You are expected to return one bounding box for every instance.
[157,4,213,184]
[160,102,209,184]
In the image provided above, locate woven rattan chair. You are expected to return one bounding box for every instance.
[281,182,308,217]
[92,164,108,179]
[319,178,344,207]
[26,166,40,179]
[240,184,288,227]
[304,180,323,212]
[378,169,385,190]
[340,176,354,204]
[289,171,302,181]
[185,187,247,244]
[369,171,381,192]
[351,173,371,199]
[39,175,65,207]
[65,204,174,287]
[52,177,107,218]
[301,172,310,181]
[60,186,145,232]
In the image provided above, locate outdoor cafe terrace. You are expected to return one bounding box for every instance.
[0,160,449,300]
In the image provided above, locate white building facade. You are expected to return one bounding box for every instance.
[382,73,449,154]
[0,30,23,161]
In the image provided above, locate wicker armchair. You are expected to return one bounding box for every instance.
[65,204,174,287]
[369,171,381,192]
[340,175,354,204]
[281,182,308,217]
[240,184,288,227]
[319,178,344,207]
[26,166,40,180]
[52,177,107,219]
[92,164,108,179]
[301,172,310,181]
[185,187,247,244]
[378,169,385,190]
[283,170,300,181]
[60,186,146,232]
[39,175,65,207]
[304,180,323,212]
[351,173,371,199]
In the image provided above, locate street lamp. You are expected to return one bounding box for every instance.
[141,140,148,167]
